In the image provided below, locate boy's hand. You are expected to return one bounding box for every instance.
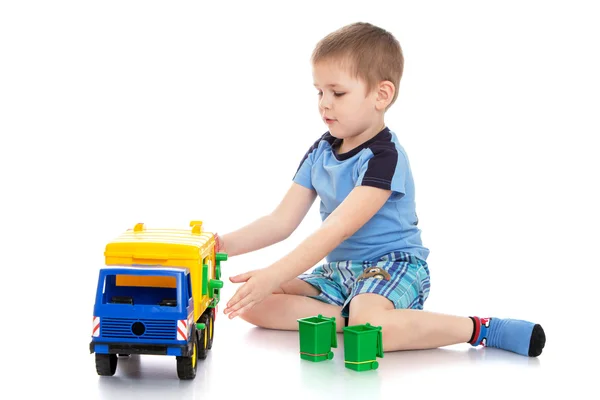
[223,267,282,319]
[214,232,225,253]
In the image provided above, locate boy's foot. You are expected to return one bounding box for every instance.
[468,316,546,357]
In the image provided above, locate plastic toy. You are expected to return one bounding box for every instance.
[343,323,383,371]
[89,220,227,380]
[297,314,337,361]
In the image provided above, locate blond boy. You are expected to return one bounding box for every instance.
[218,22,545,357]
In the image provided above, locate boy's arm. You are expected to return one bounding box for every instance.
[217,182,317,257]
[269,185,391,282]
[224,185,391,318]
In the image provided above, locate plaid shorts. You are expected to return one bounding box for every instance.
[298,251,430,318]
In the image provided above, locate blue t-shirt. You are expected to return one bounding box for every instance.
[293,127,429,263]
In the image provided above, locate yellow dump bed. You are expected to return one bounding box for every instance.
[104,221,220,321]
[104,221,215,269]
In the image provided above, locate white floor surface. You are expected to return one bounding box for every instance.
[13,299,592,400]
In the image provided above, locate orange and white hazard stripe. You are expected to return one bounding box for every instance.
[177,311,194,341]
[177,319,188,341]
[92,316,100,337]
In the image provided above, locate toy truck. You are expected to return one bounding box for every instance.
[89,220,227,380]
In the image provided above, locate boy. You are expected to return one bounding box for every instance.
[218,22,545,357]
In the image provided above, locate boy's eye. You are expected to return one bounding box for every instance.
[316,90,345,97]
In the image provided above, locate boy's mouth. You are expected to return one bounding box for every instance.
[324,117,337,124]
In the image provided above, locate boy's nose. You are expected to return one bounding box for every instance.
[319,96,332,110]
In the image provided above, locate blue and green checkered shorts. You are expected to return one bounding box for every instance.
[298,251,430,318]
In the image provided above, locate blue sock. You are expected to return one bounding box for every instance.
[468,316,546,357]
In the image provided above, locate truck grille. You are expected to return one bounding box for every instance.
[101,318,176,340]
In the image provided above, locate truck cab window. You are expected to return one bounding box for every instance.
[103,273,179,307]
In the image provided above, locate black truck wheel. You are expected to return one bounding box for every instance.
[95,353,117,376]
[207,309,215,349]
[176,335,198,380]
[197,317,209,360]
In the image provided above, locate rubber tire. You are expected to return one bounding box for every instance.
[95,353,117,376]
[176,333,198,380]
[207,309,215,349]
[197,317,209,360]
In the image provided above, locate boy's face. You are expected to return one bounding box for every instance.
[312,60,381,141]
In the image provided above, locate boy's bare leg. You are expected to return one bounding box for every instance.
[348,293,545,357]
[348,293,472,351]
[238,278,346,332]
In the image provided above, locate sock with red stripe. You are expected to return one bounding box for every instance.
[468,316,546,357]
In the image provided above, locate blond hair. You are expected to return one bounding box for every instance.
[312,22,404,108]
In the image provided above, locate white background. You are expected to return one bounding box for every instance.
[1,1,598,399]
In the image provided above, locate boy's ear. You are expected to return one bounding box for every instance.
[375,80,395,111]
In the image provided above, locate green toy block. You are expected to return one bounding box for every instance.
[343,323,383,371]
[297,314,337,362]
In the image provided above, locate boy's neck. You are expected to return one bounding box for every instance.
[338,121,386,154]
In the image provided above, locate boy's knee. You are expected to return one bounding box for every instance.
[347,293,394,328]
[347,309,388,329]
[239,307,265,328]
[346,294,416,340]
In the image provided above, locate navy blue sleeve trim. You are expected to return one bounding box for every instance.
[361,141,399,191]
[294,137,321,176]
[293,132,335,176]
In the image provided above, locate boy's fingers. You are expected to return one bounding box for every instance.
[230,271,253,283]
[225,296,240,312]
[229,301,255,319]
[228,293,254,318]
[226,283,252,310]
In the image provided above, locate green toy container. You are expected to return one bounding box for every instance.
[343,323,383,371]
[297,314,337,362]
